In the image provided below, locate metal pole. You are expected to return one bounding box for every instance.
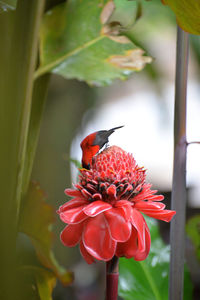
[169,26,189,300]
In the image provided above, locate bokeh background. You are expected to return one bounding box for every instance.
[30,1,200,299]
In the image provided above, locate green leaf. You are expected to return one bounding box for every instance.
[19,182,73,286]
[20,266,57,300]
[162,0,200,35]
[34,268,56,300]
[110,0,141,27]
[119,218,193,300]
[36,0,152,85]
[70,158,82,169]
[0,0,17,12]
[186,214,200,263]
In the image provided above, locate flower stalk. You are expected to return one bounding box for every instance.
[106,256,119,300]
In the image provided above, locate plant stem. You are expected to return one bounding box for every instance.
[106,256,119,300]
[22,74,51,197]
[169,26,189,300]
[0,1,45,299]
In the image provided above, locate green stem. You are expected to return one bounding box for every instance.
[22,74,51,197]
[0,1,45,299]
[12,0,46,221]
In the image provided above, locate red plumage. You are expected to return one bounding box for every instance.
[80,126,124,169]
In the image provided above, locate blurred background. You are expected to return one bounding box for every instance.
[30,1,200,299]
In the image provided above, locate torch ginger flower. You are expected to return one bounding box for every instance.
[58,146,176,264]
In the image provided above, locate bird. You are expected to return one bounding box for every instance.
[80,126,124,169]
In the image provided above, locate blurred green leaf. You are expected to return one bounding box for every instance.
[0,0,17,12]
[34,267,56,300]
[186,214,200,263]
[19,182,73,286]
[111,0,141,27]
[36,0,152,85]
[162,0,200,35]
[20,266,56,300]
[70,158,82,169]
[119,218,193,300]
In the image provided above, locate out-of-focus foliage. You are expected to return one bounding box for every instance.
[36,0,152,86]
[186,215,200,263]
[0,0,16,12]
[20,266,57,300]
[119,217,193,300]
[18,182,73,299]
[161,0,200,35]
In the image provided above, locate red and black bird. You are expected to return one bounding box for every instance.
[80,126,124,169]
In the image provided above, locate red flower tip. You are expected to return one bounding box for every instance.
[58,146,176,263]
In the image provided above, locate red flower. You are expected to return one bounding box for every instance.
[58,146,176,264]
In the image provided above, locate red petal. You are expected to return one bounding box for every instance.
[116,226,138,258]
[81,188,92,199]
[92,193,102,201]
[131,208,146,252]
[134,201,165,211]
[83,214,116,261]
[143,210,176,222]
[60,223,83,247]
[64,188,83,198]
[107,184,117,198]
[116,222,151,261]
[57,198,88,213]
[134,224,151,261]
[105,208,132,242]
[60,206,88,224]
[115,200,132,221]
[79,240,95,264]
[83,201,112,217]
[146,195,164,201]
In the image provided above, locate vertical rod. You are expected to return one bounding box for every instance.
[169,26,189,300]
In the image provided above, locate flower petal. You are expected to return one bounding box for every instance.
[81,188,92,199]
[92,193,102,201]
[134,201,165,211]
[79,240,95,264]
[115,200,132,221]
[131,208,146,252]
[83,214,116,261]
[83,201,112,217]
[64,188,83,197]
[116,226,138,258]
[57,198,88,213]
[60,206,88,224]
[107,184,117,198]
[116,222,151,261]
[143,209,176,222]
[60,223,83,247]
[134,224,151,261]
[105,208,132,242]
[146,195,164,201]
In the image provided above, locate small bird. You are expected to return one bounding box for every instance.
[80,126,124,169]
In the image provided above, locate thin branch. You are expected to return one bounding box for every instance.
[187,141,200,145]
[169,26,189,300]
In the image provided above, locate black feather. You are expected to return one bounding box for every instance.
[92,125,124,148]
